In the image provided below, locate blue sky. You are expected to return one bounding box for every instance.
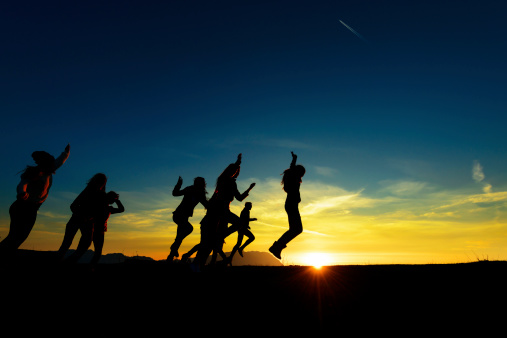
[1,1,506,263]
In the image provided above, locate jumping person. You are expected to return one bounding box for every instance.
[193,154,255,269]
[167,176,208,261]
[227,201,257,265]
[0,144,70,257]
[269,152,305,259]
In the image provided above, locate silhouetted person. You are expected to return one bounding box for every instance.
[167,176,208,262]
[193,154,255,269]
[59,173,108,264]
[90,191,125,266]
[269,152,305,259]
[0,144,70,257]
[227,202,257,265]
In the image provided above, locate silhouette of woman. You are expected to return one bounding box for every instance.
[193,154,255,269]
[90,191,125,266]
[58,173,108,263]
[227,201,257,265]
[167,176,208,262]
[269,152,305,259]
[0,144,70,257]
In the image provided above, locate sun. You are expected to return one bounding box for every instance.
[303,252,332,269]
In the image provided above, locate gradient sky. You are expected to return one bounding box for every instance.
[1,1,506,265]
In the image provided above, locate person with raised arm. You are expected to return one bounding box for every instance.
[0,144,70,257]
[269,151,305,259]
[57,173,108,263]
[167,176,208,262]
[192,154,255,269]
[90,191,125,267]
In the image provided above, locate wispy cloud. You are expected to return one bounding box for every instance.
[473,160,492,193]
[314,166,338,177]
[473,160,485,183]
[379,180,429,197]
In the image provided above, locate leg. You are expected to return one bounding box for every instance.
[277,202,303,246]
[228,231,244,264]
[168,215,193,261]
[90,231,104,265]
[55,215,81,260]
[270,201,302,259]
[194,216,217,268]
[0,200,39,256]
[238,229,255,256]
[223,211,241,239]
[181,243,200,263]
[64,220,94,264]
[210,215,229,265]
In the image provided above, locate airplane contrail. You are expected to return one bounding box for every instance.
[339,19,369,43]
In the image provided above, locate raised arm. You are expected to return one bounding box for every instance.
[54,144,70,171]
[235,153,242,166]
[110,199,125,214]
[235,182,256,202]
[172,176,184,196]
[290,151,297,168]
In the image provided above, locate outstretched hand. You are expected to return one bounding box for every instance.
[235,153,242,165]
[65,144,70,153]
[291,151,297,159]
[249,182,256,190]
[177,176,183,184]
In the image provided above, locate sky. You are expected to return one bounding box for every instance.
[1,0,506,265]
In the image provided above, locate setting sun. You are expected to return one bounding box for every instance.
[303,253,332,269]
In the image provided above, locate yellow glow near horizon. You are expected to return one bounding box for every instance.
[302,252,333,269]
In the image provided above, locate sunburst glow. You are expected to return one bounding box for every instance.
[303,253,332,269]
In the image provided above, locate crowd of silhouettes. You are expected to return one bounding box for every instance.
[0,145,305,269]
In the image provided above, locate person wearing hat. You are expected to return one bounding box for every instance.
[0,144,70,256]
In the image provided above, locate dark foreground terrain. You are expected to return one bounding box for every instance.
[1,250,506,334]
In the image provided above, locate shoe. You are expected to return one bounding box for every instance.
[269,241,284,260]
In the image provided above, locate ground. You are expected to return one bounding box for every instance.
[1,250,506,334]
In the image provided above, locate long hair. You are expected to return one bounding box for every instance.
[194,177,208,196]
[19,151,56,179]
[87,173,107,191]
[281,165,306,192]
[215,163,240,190]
